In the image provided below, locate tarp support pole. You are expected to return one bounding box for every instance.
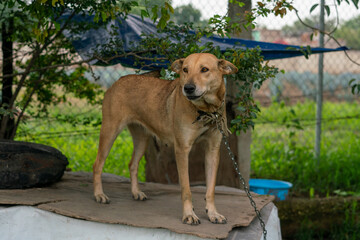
[228,0,253,189]
[315,0,325,161]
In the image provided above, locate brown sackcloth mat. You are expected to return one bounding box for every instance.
[0,172,274,239]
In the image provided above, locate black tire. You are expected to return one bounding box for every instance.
[0,140,68,189]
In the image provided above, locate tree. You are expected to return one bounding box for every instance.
[125,0,169,17]
[282,14,336,37]
[226,0,253,187]
[0,0,173,140]
[334,15,360,50]
[0,1,114,139]
[172,4,208,27]
[1,13,15,139]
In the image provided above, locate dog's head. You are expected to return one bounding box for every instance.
[171,53,238,110]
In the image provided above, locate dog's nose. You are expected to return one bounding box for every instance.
[184,84,196,94]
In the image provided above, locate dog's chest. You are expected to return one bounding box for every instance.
[194,124,215,142]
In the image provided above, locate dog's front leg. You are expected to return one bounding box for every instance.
[205,132,227,224]
[174,143,201,225]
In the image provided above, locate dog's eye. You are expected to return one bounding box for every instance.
[201,67,209,73]
[183,68,188,73]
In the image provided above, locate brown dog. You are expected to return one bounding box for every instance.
[93,53,238,225]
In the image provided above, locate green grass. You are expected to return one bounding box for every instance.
[252,100,360,196]
[16,104,146,181]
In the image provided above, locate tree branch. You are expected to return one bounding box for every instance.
[11,72,45,139]
[0,10,78,138]
[294,8,360,67]
[0,51,168,79]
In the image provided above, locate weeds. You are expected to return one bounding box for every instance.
[252,100,360,196]
[16,105,146,181]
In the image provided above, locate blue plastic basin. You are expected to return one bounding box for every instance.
[249,179,292,201]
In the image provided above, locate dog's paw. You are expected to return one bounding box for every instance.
[182,213,201,225]
[132,191,148,201]
[94,193,110,204]
[207,210,227,224]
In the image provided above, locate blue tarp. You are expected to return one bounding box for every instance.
[60,13,348,70]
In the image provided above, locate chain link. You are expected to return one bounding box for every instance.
[194,109,268,239]
[214,115,268,240]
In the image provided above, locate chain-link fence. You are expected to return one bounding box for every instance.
[11,0,360,180]
[248,0,360,178]
[14,64,141,177]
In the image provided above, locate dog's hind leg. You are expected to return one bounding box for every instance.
[93,120,124,204]
[128,124,150,201]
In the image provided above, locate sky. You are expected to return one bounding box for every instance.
[172,0,360,29]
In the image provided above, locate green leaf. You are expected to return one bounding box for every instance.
[310,33,314,41]
[309,187,315,198]
[237,1,245,7]
[165,2,174,14]
[237,106,246,112]
[160,68,166,78]
[351,84,357,94]
[8,1,15,8]
[101,12,107,22]
[295,125,304,130]
[324,5,330,16]
[280,101,285,108]
[54,22,61,31]
[306,45,312,54]
[289,131,295,138]
[292,118,300,125]
[157,18,167,29]
[310,4,319,13]
[351,0,359,9]
[248,120,255,128]
[231,118,243,124]
[141,10,149,19]
[94,12,99,23]
[151,5,158,22]
[334,189,349,196]
[348,78,356,86]
[282,116,288,124]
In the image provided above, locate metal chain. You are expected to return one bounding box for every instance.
[194,108,268,239]
[214,115,268,240]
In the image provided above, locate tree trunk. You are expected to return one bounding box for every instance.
[1,18,15,140]
[227,0,253,188]
[145,1,252,188]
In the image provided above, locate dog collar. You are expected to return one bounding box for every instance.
[192,101,231,136]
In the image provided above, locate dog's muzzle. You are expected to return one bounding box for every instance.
[183,84,201,100]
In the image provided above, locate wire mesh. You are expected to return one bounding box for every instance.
[9,0,360,178]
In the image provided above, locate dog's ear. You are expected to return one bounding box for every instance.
[171,59,184,74]
[218,60,238,75]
